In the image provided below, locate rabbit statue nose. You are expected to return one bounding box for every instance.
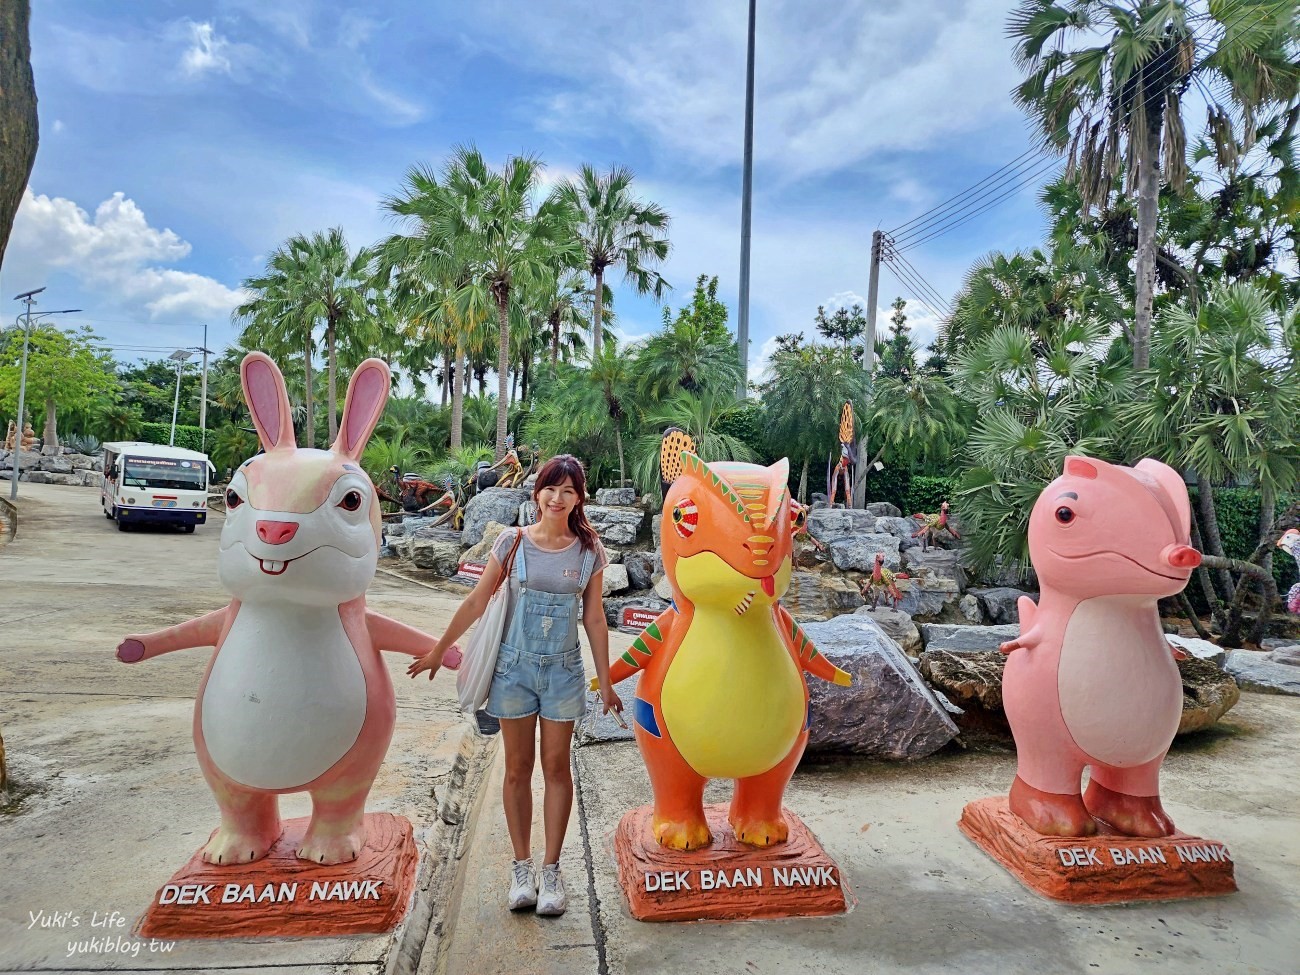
[1162,544,1202,570]
[256,519,300,545]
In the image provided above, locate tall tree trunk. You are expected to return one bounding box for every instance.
[550,310,561,364]
[591,267,604,356]
[495,294,510,459]
[0,0,38,269]
[42,396,56,451]
[1259,483,1276,579]
[615,425,626,488]
[303,334,315,448]
[440,351,450,409]
[326,319,338,444]
[1132,118,1162,371]
[1193,470,1234,600]
[510,367,518,404]
[798,455,809,504]
[450,341,465,450]
[520,348,530,403]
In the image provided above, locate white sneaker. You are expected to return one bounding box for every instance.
[536,862,567,916]
[507,858,537,911]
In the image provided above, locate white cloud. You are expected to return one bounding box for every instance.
[9,189,244,321]
[52,119,65,134]
[180,21,233,77]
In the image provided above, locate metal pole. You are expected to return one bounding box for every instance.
[170,358,183,447]
[736,0,756,398]
[199,324,209,452]
[851,230,883,509]
[8,305,33,501]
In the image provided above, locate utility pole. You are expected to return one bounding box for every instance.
[852,230,883,509]
[8,289,40,502]
[736,0,756,398]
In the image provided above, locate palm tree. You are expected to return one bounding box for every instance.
[1010,0,1300,370]
[629,389,757,495]
[560,164,672,352]
[634,316,745,401]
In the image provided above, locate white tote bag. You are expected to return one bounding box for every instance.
[456,530,522,715]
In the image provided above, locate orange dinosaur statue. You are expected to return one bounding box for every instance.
[607,452,851,851]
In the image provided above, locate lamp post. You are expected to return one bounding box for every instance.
[168,349,194,447]
[8,289,82,501]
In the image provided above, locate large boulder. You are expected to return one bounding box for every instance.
[79,470,101,487]
[784,570,864,621]
[602,563,630,596]
[409,537,462,576]
[1167,635,1227,669]
[807,507,879,544]
[966,587,1035,625]
[893,573,963,622]
[828,532,902,572]
[802,614,959,759]
[920,623,1020,654]
[461,488,529,546]
[23,471,84,486]
[604,594,672,630]
[595,487,638,506]
[853,606,922,656]
[864,501,903,518]
[463,521,512,564]
[623,550,662,591]
[875,516,922,550]
[1177,656,1240,734]
[0,450,40,472]
[919,649,1006,713]
[653,575,674,601]
[65,452,100,472]
[386,516,437,538]
[902,547,968,592]
[1225,649,1300,696]
[585,504,645,546]
[40,455,73,475]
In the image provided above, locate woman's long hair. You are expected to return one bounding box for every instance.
[533,454,600,553]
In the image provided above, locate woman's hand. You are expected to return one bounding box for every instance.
[407,646,448,681]
[599,683,623,716]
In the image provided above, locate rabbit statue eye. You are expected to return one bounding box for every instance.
[225,489,243,509]
[1055,506,1075,524]
[339,490,364,512]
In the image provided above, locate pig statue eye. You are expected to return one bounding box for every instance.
[1055,506,1075,524]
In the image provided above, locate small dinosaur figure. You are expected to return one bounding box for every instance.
[607,452,851,851]
[911,501,961,551]
[859,552,909,609]
[1276,529,1300,614]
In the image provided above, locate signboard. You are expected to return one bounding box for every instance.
[452,561,486,587]
[620,606,661,632]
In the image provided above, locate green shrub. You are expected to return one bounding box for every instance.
[1184,488,1300,612]
[137,422,206,453]
[905,475,961,517]
[714,402,768,463]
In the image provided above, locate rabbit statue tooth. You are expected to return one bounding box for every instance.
[116,352,451,866]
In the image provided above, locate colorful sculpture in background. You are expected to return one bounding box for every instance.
[1276,529,1300,614]
[825,402,856,508]
[659,427,696,499]
[417,475,465,530]
[610,452,851,851]
[4,420,38,452]
[860,551,909,609]
[477,434,527,490]
[115,352,454,866]
[998,456,1201,838]
[911,500,961,550]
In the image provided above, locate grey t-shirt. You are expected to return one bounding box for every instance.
[490,528,608,634]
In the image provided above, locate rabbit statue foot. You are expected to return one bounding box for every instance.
[1083,778,1175,838]
[1008,775,1097,837]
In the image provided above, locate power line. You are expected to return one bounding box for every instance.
[881,255,950,324]
[886,246,953,313]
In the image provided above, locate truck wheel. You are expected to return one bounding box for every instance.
[104,507,114,520]
[117,519,129,532]
[182,524,195,534]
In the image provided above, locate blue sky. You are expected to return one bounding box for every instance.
[4,0,1057,380]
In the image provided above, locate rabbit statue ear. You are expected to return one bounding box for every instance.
[333,358,390,459]
[240,352,296,453]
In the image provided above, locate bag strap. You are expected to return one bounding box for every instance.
[577,545,598,590]
[491,529,524,597]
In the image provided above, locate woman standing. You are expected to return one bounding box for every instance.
[408,454,623,916]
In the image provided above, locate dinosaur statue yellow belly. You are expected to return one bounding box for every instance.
[660,609,804,780]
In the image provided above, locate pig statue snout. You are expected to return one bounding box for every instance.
[1162,544,1201,570]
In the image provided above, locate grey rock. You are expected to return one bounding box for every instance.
[585,504,645,546]
[828,532,902,572]
[651,514,662,549]
[653,575,674,601]
[388,536,413,560]
[386,516,438,538]
[1167,635,1227,669]
[863,501,903,518]
[23,471,85,486]
[853,606,922,656]
[595,487,638,506]
[65,453,100,471]
[463,521,513,564]
[1271,646,1300,667]
[802,614,958,758]
[807,507,880,543]
[624,551,662,591]
[1177,657,1240,734]
[42,456,73,474]
[902,547,968,592]
[604,594,672,630]
[810,493,828,506]
[875,516,922,549]
[576,674,639,744]
[519,500,538,526]
[461,487,529,546]
[602,563,630,596]
[968,587,1035,625]
[520,474,537,492]
[784,570,864,621]
[411,525,462,543]
[1226,649,1300,696]
[894,573,964,622]
[0,450,40,471]
[919,649,1006,712]
[79,470,101,487]
[410,538,462,576]
[604,548,624,564]
[959,594,984,624]
[1259,637,1295,650]
[921,623,1021,654]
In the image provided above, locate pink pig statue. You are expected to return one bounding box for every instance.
[116,352,459,866]
[999,455,1202,838]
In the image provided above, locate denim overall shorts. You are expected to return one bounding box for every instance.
[485,539,597,722]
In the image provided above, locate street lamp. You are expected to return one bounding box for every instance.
[8,290,82,501]
[168,349,194,447]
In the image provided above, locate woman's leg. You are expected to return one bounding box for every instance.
[539,718,575,866]
[499,715,538,861]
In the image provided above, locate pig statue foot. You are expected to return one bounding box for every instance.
[1084,781,1175,838]
[201,823,283,865]
[1009,775,1097,837]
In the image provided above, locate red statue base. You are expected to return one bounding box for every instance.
[613,803,850,922]
[959,797,1236,904]
[138,813,419,939]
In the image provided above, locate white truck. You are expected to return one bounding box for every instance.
[101,442,213,533]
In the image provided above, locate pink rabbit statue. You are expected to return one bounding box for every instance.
[999,455,1202,838]
[116,351,457,866]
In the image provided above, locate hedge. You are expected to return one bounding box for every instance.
[866,468,961,516]
[136,422,206,453]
